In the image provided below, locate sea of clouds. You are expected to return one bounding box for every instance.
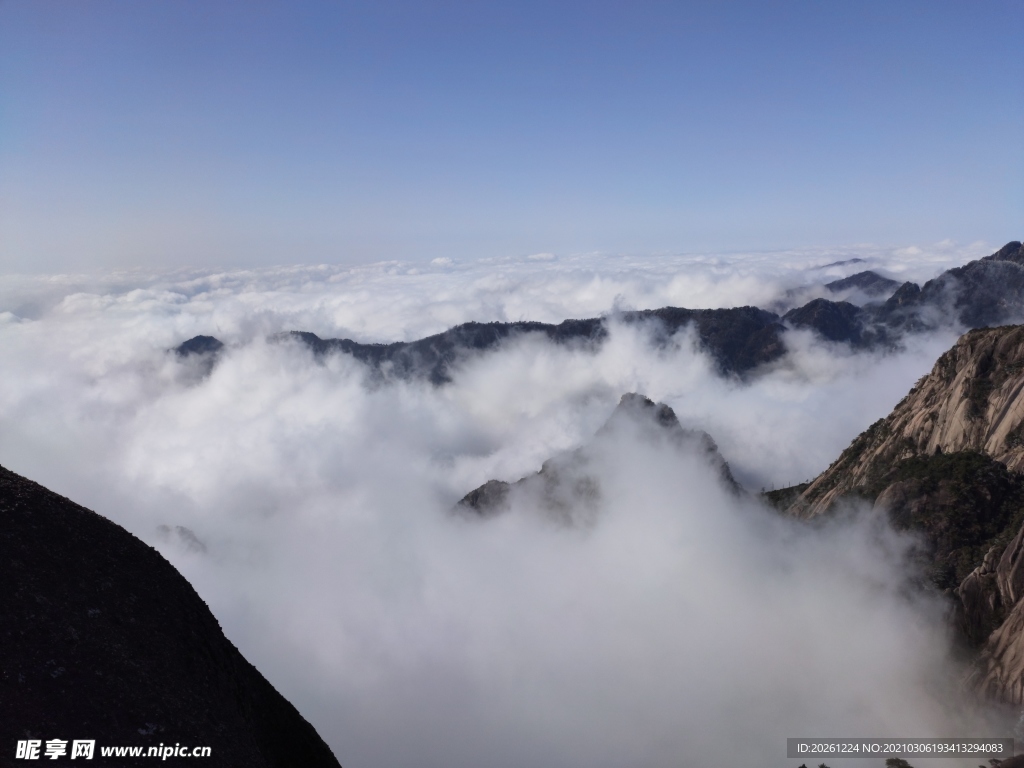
[0,240,1011,766]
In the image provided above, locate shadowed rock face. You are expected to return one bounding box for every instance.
[456,479,512,518]
[174,241,1024,384]
[173,335,225,378]
[174,335,224,357]
[955,517,1024,649]
[0,465,341,768]
[780,448,1024,619]
[456,393,739,521]
[944,256,1024,329]
[783,299,866,345]
[620,306,785,374]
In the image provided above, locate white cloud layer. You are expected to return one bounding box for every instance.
[0,242,1011,766]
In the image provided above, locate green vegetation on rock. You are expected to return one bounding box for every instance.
[865,451,1024,590]
[761,482,809,511]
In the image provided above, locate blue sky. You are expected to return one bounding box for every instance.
[1,0,1021,271]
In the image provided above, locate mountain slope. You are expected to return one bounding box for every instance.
[919,240,1024,328]
[789,325,1024,518]
[0,465,341,768]
[781,323,1024,704]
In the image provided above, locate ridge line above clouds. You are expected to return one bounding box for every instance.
[172,241,1024,384]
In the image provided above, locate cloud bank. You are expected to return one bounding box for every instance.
[0,243,1010,766]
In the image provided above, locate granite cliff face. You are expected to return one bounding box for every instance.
[0,465,341,768]
[782,323,1024,705]
[790,325,1024,518]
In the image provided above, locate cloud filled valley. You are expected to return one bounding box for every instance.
[1,242,1016,766]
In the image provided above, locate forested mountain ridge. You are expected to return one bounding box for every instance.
[175,241,1024,381]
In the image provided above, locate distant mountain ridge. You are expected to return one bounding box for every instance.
[824,270,900,295]
[274,306,783,381]
[174,241,1024,381]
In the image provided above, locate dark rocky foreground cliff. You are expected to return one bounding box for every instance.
[175,241,1024,383]
[0,465,341,768]
[778,323,1024,706]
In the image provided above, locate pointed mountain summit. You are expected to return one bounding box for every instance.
[824,270,901,296]
[174,335,224,357]
[456,393,738,521]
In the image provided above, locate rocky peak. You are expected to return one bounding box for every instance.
[596,392,702,442]
[983,240,1024,265]
[457,393,738,519]
[174,335,224,357]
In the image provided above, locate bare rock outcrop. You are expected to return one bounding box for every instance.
[955,545,1005,647]
[958,521,1024,705]
[975,593,1024,705]
[954,525,1024,653]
